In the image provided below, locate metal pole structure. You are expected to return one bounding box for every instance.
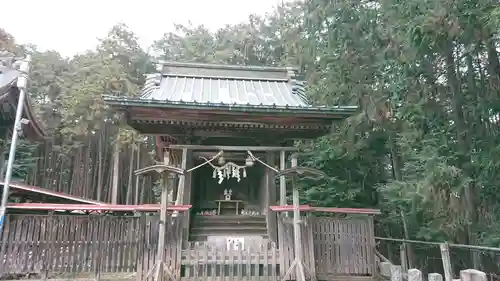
[0,55,31,233]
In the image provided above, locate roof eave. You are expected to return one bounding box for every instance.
[0,71,47,141]
[103,96,358,117]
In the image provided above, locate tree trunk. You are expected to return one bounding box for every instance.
[111,141,120,204]
[445,42,480,268]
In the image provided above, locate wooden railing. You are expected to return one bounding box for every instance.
[181,241,279,281]
[0,214,377,281]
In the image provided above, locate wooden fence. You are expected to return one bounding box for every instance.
[180,241,279,281]
[278,215,316,280]
[0,214,376,281]
[311,216,376,279]
[0,214,183,280]
[0,215,140,276]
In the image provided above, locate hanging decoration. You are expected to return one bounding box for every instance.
[212,161,247,184]
[200,151,254,184]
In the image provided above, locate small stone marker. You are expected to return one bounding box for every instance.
[390,265,402,281]
[408,269,423,281]
[379,261,392,277]
[460,269,487,281]
[429,273,444,281]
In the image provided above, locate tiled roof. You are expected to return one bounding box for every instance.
[141,62,308,107]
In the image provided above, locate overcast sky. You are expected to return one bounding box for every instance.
[1,0,284,57]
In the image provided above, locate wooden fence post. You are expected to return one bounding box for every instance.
[440,243,453,281]
[41,213,54,281]
[94,216,104,281]
[460,269,486,281]
[0,215,9,277]
[408,269,423,281]
[400,244,408,273]
[136,214,146,281]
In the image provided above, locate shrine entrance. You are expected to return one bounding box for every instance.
[191,154,264,216]
[187,150,270,242]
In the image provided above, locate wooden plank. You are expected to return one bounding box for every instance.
[304,216,315,277]
[0,215,10,276]
[313,207,381,215]
[261,243,267,281]
[136,215,146,281]
[46,213,56,276]
[7,203,192,212]
[246,246,252,279]
[269,205,312,212]
[273,242,279,281]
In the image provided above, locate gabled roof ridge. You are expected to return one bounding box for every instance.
[161,72,290,82]
[157,61,299,82]
[157,61,299,73]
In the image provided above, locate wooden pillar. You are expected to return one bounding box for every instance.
[291,154,305,281]
[174,148,188,205]
[182,150,193,245]
[440,243,453,281]
[154,152,171,281]
[182,152,193,204]
[279,150,286,205]
[265,152,278,242]
[155,171,174,281]
[259,166,267,214]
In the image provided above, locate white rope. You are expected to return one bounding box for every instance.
[186,150,223,173]
[247,151,279,173]
[186,150,280,175]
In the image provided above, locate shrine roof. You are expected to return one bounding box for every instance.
[0,181,105,205]
[0,67,46,140]
[103,62,357,115]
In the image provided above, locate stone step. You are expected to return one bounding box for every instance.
[188,233,269,241]
[192,215,266,225]
[190,225,268,239]
[192,225,267,232]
